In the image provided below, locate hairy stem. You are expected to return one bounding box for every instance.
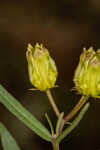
[56,103,90,144]
[64,95,89,123]
[46,90,60,117]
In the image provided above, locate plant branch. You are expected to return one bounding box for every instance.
[55,102,90,144]
[64,95,89,123]
[46,90,60,117]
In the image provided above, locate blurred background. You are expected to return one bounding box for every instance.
[0,0,100,150]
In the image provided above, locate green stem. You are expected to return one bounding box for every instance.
[53,142,59,150]
[64,95,89,123]
[46,90,60,117]
[56,103,90,144]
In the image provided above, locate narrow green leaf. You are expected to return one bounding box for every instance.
[56,103,90,144]
[56,112,64,136]
[45,113,54,135]
[0,123,21,150]
[0,85,52,142]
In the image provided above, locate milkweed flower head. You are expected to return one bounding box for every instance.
[73,47,100,98]
[26,43,58,91]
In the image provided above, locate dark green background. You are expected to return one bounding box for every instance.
[0,1,100,150]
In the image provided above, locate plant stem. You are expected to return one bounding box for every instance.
[52,142,59,150]
[56,103,90,144]
[64,95,89,123]
[46,90,60,117]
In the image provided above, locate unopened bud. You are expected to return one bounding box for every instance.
[73,47,100,98]
[26,43,58,91]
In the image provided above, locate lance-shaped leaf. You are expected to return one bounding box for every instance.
[0,85,52,142]
[56,112,64,136]
[45,113,54,135]
[0,122,21,150]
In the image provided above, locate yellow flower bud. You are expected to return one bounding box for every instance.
[73,47,100,98]
[26,43,58,91]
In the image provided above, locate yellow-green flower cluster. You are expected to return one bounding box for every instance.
[26,43,58,91]
[73,47,100,98]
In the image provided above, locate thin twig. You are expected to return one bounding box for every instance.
[56,102,90,144]
[46,90,60,117]
[64,95,89,123]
